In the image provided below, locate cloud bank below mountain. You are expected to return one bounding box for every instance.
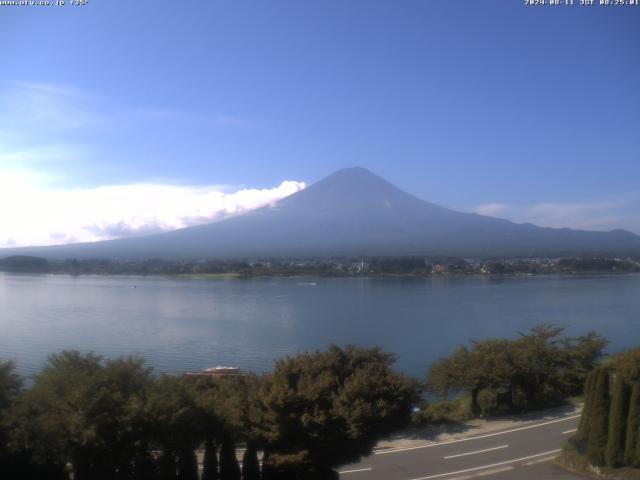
[0,171,305,247]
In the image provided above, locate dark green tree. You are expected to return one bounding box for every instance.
[606,373,630,467]
[560,332,608,397]
[146,375,205,480]
[157,452,178,480]
[194,374,265,479]
[612,349,640,384]
[0,360,21,410]
[587,367,611,466]
[427,325,606,415]
[242,442,260,480]
[624,382,640,467]
[16,351,103,477]
[260,450,275,480]
[577,369,597,440]
[258,345,417,477]
[636,425,640,468]
[219,435,241,480]
[11,352,154,479]
[177,447,199,480]
[0,360,22,460]
[201,437,219,480]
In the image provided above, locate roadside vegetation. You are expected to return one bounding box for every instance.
[423,325,606,418]
[562,348,640,477]
[0,346,417,480]
[2,326,637,479]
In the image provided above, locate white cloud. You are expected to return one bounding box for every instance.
[0,171,306,247]
[0,82,253,172]
[1,82,102,134]
[132,108,255,127]
[473,195,640,233]
[0,82,277,248]
[473,203,509,217]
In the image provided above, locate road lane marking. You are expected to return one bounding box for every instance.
[476,466,514,476]
[562,428,577,434]
[444,445,509,459]
[375,415,579,455]
[522,455,557,466]
[338,467,373,474]
[409,449,562,480]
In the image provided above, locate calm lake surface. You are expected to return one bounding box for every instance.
[1,273,639,378]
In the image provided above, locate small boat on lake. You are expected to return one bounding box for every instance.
[185,366,242,378]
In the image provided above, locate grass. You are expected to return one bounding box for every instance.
[558,440,640,480]
[413,395,473,425]
[413,393,584,426]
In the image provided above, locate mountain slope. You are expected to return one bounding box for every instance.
[4,167,640,259]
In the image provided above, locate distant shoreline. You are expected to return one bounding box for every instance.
[1,254,639,278]
[2,270,640,281]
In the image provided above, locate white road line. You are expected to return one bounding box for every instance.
[476,466,514,476]
[409,449,562,480]
[444,445,509,460]
[338,467,373,474]
[375,415,579,455]
[562,428,577,434]
[522,456,557,466]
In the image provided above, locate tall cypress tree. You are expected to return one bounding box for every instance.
[636,423,640,467]
[219,436,241,480]
[158,452,178,480]
[177,447,199,480]
[624,383,640,467]
[606,374,630,467]
[261,450,274,480]
[587,367,611,466]
[74,455,92,480]
[578,370,597,440]
[242,442,260,480]
[202,438,219,480]
[133,453,157,480]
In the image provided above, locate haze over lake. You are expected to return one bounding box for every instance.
[2,273,639,379]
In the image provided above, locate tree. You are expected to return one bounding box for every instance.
[560,332,608,397]
[427,346,471,400]
[258,345,417,477]
[0,255,49,273]
[0,360,22,458]
[0,360,45,478]
[576,347,640,468]
[577,369,597,441]
[587,367,610,466]
[219,435,241,480]
[426,325,606,415]
[177,447,199,480]
[242,442,260,480]
[0,360,22,411]
[146,375,205,480]
[17,351,104,477]
[611,349,640,384]
[623,383,640,467]
[194,374,265,480]
[201,437,219,480]
[606,373,630,467]
[10,351,155,479]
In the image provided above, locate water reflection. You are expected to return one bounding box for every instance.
[1,273,639,378]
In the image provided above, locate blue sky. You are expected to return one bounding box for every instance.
[1,0,639,246]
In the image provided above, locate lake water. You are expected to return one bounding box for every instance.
[1,273,639,379]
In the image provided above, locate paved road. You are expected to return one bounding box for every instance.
[339,412,588,480]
